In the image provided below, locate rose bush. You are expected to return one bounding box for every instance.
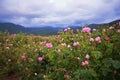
[0,22,120,80]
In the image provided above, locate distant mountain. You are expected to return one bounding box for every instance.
[88,19,120,28]
[29,26,63,36]
[0,23,27,34]
[0,23,63,36]
[0,19,120,36]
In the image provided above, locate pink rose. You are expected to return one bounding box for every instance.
[98,40,102,44]
[38,57,43,62]
[8,59,11,62]
[93,29,96,31]
[90,38,94,43]
[82,62,86,66]
[95,37,101,42]
[82,27,91,33]
[84,61,89,65]
[67,45,71,48]
[64,28,68,32]
[46,43,53,48]
[61,43,67,46]
[117,29,120,33]
[104,37,110,41]
[109,26,114,30]
[73,42,79,46]
[102,29,106,33]
[82,61,89,66]
[21,55,26,60]
[85,54,90,59]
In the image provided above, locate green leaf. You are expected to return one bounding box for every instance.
[91,51,102,59]
[101,68,112,76]
[112,60,120,69]
[105,48,112,55]
[103,58,113,67]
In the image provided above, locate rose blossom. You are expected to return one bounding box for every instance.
[8,59,11,62]
[102,29,106,33]
[21,55,26,60]
[104,37,110,41]
[82,27,91,33]
[67,45,71,48]
[64,28,68,32]
[84,61,89,65]
[46,43,53,48]
[38,57,43,62]
[117,29,120,33]
[73,42,79,46]
[85,54,90,59]
[82,62,86,66]
[90,38,94,43]
[93,29,96,31]
[61,43,67,46]
[82,61,89,66]
[95,37,101,42]
[109,26,114,30]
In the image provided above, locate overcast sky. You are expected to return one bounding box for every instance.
[0,0,120,27]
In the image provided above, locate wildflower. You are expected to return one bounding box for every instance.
[85,54,90,59]
[73,42,79,46]
[61,43,67,46]
[57,49,61,53]
[84,61,89,65]
[98,40,102,44]
[82,62,86,66]
[6,47,10,50]
[43,75,46,78]
[38,57,43,62]
[12,34,16,36]
[34,73,37,76]
[76,57,80,60]
[76,29,79,32]
[102,29,106,33]
[109,26,114,30]
[93,29,96,31]
[95,37,101,42]
[21,55,26,60]
[82,61,89,66]
[67,27,71,30]
[46,43,53,48]
[8,59,11,62]
[82,27,91,33]
[64,28,67,32]
[64,74,70,79]
[90,38,94,43]
[104,37,110,41]
[67,45,71,48]
[117,29,120,33]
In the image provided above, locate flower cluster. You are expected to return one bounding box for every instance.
[82,54,90,67]
[82,27,91,33]
[64,28,71,32]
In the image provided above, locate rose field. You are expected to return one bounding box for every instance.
[0,23,120,80]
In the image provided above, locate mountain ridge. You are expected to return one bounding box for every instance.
[0,19,120,36]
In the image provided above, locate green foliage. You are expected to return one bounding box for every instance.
[0,22,120,80]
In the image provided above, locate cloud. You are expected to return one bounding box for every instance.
[0,0,120,27]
